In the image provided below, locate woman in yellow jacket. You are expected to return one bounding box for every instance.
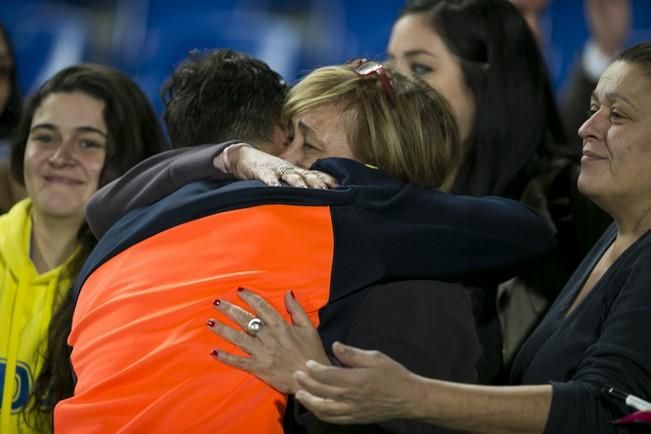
[0,64,166,433]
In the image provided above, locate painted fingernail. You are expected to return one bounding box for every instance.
[211,349,219,358]
[213,298,221,307]
[207,319,215,327]
[290,290,296,299]
[237,287,245,292]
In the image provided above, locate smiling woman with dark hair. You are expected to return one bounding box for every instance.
[0,64,166,433]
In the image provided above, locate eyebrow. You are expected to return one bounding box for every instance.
[297,120,324,149]
[402,49,438,59]
[591,91,638,110]
[30,123,108,137]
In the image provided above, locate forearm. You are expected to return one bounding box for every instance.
[406,378,551,434]
[87,142,234,237]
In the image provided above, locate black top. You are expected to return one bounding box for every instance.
[511,224,651,434]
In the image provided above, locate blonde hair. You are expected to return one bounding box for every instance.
[284,63,461,188]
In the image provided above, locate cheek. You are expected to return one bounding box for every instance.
[23,145,46,182]
[84,153,107,185]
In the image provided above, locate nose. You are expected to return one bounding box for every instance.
[390,58,409,77]
[48,141,75,166]
[578,107,608,144]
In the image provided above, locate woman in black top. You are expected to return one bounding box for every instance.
[232,41,651,434]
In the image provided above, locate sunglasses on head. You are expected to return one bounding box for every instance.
[349,58,397,107]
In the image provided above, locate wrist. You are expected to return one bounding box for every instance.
[213,142,251,174]
[403,373,437,421]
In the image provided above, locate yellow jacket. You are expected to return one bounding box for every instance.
[0,199,77,433]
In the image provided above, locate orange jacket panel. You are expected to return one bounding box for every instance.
[55,205,334,434]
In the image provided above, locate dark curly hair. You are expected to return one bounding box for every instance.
[162,48,288,147]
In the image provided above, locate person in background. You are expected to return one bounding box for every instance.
[510,0,633,152]
[0,64,167,433]
[560,0,632,150]
[387,0,612,381]
[0,24,25,213]
[249,40,651,434]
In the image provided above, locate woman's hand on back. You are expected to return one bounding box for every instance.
[293,342,423,424]
[207,289,330,394]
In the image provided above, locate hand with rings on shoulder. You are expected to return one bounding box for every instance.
[206,288,330,394]
[225,145,339,190]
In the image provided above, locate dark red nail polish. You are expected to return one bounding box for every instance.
[237,287,245,292]
[213,298,221,307]
[290,290,296,299]
[207,319,215,327]
[211,349,219,358]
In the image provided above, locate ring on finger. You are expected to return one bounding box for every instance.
[276,164,295,178]
[247,317,264,337]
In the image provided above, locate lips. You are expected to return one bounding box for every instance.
[581,147,606,161]
[44,175,84,185]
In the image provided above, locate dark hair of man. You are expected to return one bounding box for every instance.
[162,49,289,147]
[617,41,651,78]
[11,64,167,431]
[0,24,22,140]
[402,0,571,198]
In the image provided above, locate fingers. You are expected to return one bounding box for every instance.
[284,291,313,327]
[294,390,354,423]
[332,342,387,368]
[213,298,256,327]
[256,168,283,187]
[299,359,362,390]
[276,165,338,190]
[207,317,256,354]
[237,288,284,327]
[282,169,309,188]
[210,348,255,372]
[294,369,347,400]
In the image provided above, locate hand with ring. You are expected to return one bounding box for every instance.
[223,145,339,190]
[207,288,330,394]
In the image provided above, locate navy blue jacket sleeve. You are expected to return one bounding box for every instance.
[86,142,235,238]
[362,189,557,285]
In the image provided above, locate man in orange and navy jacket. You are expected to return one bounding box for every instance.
[54,156,555,434]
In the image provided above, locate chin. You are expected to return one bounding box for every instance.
[34,199,85,220]
[577,170,603,198]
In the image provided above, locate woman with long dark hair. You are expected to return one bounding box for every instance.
[0,64,166,433]
[386,0,611,380]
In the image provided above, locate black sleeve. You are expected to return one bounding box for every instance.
[366,193,557,286]
[544,255,651,434]
[86,142,234,238]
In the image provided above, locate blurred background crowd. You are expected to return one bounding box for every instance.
[2,0,651,117]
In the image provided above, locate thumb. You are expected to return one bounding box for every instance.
[332,342,386,368]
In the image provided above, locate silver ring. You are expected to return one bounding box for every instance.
[276,164,295,178]
[247,317,264,336]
